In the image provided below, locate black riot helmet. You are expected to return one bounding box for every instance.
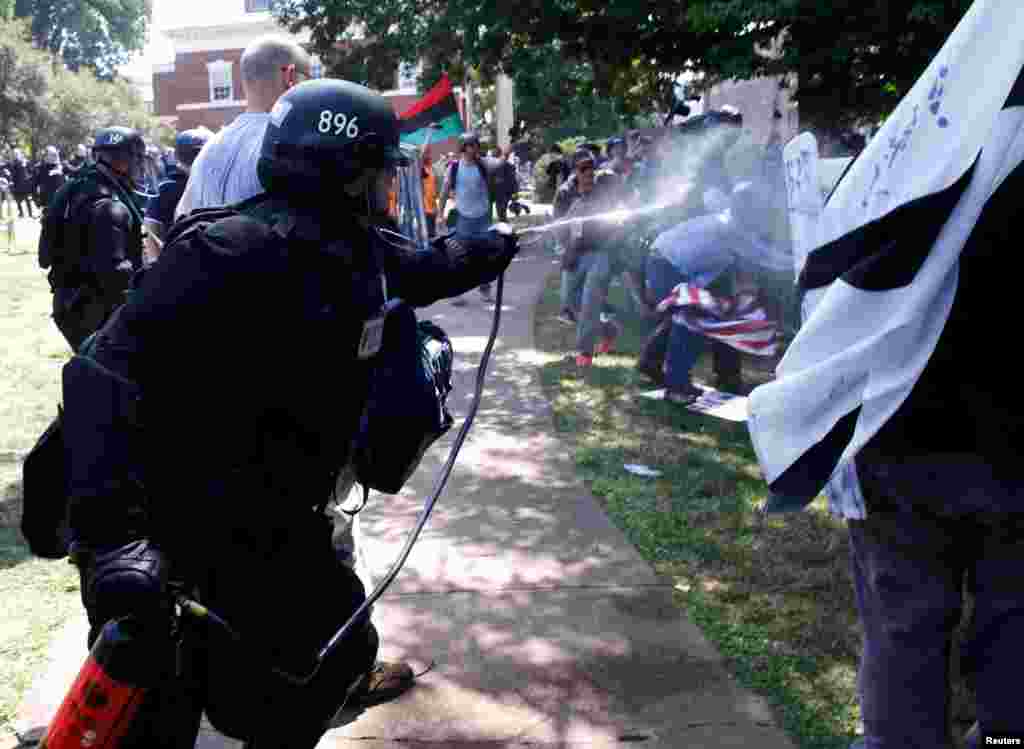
[92,126,146,182]
[258,79,410,197]
[175,127,212,167]
[93,126,146,158]
[459,131,481,152]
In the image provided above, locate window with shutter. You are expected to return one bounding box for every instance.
[208,60,234,102]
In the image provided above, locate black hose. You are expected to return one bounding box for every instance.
[314,269,505,665]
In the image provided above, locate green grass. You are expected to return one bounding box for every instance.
[0,528,81,733]
[532,268,979,747]
[0,222,83,736]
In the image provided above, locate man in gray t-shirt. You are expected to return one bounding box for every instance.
[175,36,311,220]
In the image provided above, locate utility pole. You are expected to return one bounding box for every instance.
[463,72,475,133]
[496,72,515,152]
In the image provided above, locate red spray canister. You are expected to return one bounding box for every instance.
[39,617,156,749]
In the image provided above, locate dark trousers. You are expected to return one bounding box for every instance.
[53,288,110,352]
[78,513,378,748]
[495,197,510,222]
[850,459,1024,748]
[644,255,741,390]
[13,191,33,218]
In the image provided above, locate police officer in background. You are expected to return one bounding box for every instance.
[64,79,518,748]
[64,144,90,178]
[35,145,66,213]
[38,127,146,351]
[143,127,212,264]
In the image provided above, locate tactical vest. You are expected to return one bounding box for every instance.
[39,166,145,290]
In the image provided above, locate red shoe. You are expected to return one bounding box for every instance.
[575,354,593,367]
[595,338,616,355]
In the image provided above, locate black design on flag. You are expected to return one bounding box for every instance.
[398,74,465,146]
[747,0,1024,513]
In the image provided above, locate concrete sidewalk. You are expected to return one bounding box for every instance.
[13,239,795,748]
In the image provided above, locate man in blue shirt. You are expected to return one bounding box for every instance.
[438,132,495,304]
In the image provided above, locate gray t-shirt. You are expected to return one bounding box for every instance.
[175,113,270,219]
[452,157,490,219]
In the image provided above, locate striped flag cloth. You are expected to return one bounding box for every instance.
[398,73,465,146]
[747,0,1024,513]
[657,284,779,357]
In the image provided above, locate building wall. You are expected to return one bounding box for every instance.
[704,75,799,146]
[153,48,248,131]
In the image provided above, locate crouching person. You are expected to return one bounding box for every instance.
[62,78,519,748]
[643,213,739,402]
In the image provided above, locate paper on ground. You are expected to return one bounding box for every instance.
[638,386,749,422]
[624,463,663,477]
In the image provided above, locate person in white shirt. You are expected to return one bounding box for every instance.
[175,36,312,220]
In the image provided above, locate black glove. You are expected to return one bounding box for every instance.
[434,228,520,282]
[80,539,170,635]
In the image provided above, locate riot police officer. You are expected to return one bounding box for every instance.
[35,145,66,212]
[143,127,212,263]
[38,126,146,351]
[64,79,518,748]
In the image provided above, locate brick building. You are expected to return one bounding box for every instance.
[152,0,465,155]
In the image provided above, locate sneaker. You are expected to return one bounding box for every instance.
[575,354,593,368]
[595,338,616,356]
[555,309,576,326]
[350,660,415,707]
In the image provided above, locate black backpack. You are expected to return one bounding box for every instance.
[21,205,247,559]
[20,409,70,558]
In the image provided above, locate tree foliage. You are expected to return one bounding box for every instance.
[13,0,150,77]
[0,18,49,146]
[691,0,973,131]
[274,0,692,142]
[0,18,165,155]
[275,0,972,137]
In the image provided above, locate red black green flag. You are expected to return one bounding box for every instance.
[398,73,465,145]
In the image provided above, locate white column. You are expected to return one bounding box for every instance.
[496,73,515,151]
[463,74,476,133]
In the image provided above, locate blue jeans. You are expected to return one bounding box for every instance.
[560,250,612,356]
[645,255,704,390]
[849,458,1024,748]
[454,212,492,240]
[560,270,584,312]
[455,213,494,294]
